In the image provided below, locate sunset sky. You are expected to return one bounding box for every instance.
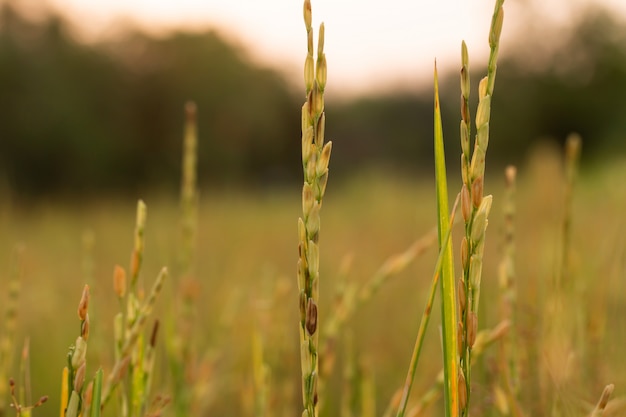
[23,0,626,95]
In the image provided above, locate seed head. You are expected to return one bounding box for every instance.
[305,298,318,335]
[113,265,126,298]
[77,285,90,321]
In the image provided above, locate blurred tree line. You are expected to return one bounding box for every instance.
[0,3,625,197]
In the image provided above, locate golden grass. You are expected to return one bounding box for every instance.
[0,149,623,416]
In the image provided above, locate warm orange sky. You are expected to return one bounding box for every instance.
[23,0,626,95]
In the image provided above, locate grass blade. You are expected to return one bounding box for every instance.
[395,193,460,417]
[90,369,103,417]
[434,61,459,417]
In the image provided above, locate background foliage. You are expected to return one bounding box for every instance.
[1,3,625,197]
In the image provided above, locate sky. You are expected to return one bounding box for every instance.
[20,0,626,96]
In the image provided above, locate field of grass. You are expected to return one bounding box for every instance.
[0,146,624,416]
[1,0,625,415]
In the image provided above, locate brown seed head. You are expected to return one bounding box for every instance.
[471,176,484,209]
[150,320,160,348]
[113,265,126,298]
[461,184,471,223]
[305,298,318,335]
[34,396,48,407]
[457,277,467,314]
[77,285,90,321]
[81,314,90,340]
[83,382,93,407]
[303,0,312,30]
[458,371,468,410]
[461,237,469,271]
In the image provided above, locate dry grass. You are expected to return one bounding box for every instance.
[0,150,623,416]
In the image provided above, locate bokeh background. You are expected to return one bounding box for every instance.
[1,0,626,196]
[0,0,625,416]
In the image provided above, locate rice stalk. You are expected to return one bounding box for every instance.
[496,166,526,417]
[60,285,90,417]
[99,201,168,415]
[0,246,23,417]
[298,1,331,416]
[251,327,270,417]
[100,267,167,411]
[457,1,504,415]
[169,101,201,417]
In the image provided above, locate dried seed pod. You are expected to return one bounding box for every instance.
[457,277,467,314]
[305,298,318,335]
[471,176,484,209]
[81,314,90,341]
[113,265,126,299]
[303,0,312,29]
[77,285,90,321]
[458,371,468,410]
[302,183,315,217]
[74,362,86,392]
[461,184,471,224]
[316,141,332,177]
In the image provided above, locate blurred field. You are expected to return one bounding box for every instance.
[0,145,625,416]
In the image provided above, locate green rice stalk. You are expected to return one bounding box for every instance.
[90,369,103,417]
[457,2,504,415]
[298,1,331,416]
[433,61,459,417]
[394,189,460,417]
